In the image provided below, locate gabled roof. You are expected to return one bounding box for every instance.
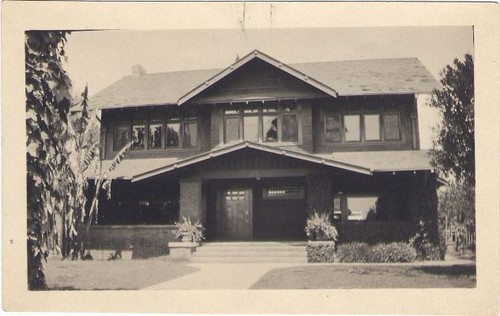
[86,141,434,182]
[90,50,439,110]
[177,50,339,105]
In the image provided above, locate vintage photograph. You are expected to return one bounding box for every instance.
[26,26,476,292]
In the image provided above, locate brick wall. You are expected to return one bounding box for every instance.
[86,225,177,258]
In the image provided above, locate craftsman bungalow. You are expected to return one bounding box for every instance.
[88,50,440,250]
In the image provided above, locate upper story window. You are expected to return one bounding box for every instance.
[324,112,400,143]
[223,102,300,144]
[113,109,198,151]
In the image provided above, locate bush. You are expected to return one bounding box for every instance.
[306,242,335,263]
[336,242,417,263]
[410,220,445,261]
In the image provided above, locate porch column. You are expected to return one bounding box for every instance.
[179,179,203,222]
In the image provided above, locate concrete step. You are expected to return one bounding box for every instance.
[191,242,307,263]
[194,251,305,258]
[190,256,307,264]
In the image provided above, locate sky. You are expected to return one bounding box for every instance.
[64,26,473,149]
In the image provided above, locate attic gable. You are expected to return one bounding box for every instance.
[178,50,338,105]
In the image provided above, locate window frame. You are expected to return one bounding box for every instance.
[363,113,382,142]
[222,102,301,145]
[333,193,380,223]
[323,114,342,143]
[343,114,362,142]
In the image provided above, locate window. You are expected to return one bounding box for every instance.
[384,114,401,140]
[364,114,381,141]
[344,115,361,142]
[323,111,401,144]
[166,121,180,147]
[263,183,304,200]
[224,117,240,143]
[131,120,146,150]
[183,121,198,147]
[112,109,198,151]
[282,114,299,142]
[324,115,341,143]
[223,103,300,144]
[333,194,380,222]
[149,119,163,149]
[114,123,130,151]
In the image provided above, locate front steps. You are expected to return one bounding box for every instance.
[190,241,307,263]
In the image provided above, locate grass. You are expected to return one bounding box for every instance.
[250,264,476,289]
[44,257,199,290]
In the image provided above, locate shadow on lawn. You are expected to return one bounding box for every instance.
[413,264,476,276]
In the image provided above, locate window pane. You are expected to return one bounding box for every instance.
[149,120,163,149]
[243,116,259,142]
[344,115,360,141]
[263,105,278,113]
[114,124,130,151]
[225,117,240,143]
[224,106,239,115]
[332,196,342,221]
[365,114,381,141]
[324,115,341,143]
[347,196,378,221]
[183,122,198,147]
[166,122,180,147]
[131,122,146,150]
[282,104,298,112]
[384,114,401,140]
[243,106,259,114]
[263,115,278,142]
[282,114,299,142]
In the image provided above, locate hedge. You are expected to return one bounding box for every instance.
[306,241,335,263]
[336,242,417,263]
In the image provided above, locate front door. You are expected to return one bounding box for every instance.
[216,188,253,240]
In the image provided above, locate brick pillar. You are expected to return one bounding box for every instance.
[179,179,203,222]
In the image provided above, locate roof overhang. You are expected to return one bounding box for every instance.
[177,50,339,106]
[132,141,371,182]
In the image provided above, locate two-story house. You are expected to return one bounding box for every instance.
[88,50,440,252]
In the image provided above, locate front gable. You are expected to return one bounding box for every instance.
[179,50,338,105]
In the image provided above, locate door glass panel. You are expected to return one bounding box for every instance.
[282,114,299,142]
[263,115,278,142]
[365,114,381,141]
[344,115,361,142]
[225,117,240,143]
[243,116,259,142]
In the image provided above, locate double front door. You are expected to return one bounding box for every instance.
[216,188,253,240]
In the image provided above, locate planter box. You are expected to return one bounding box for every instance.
[168,242,199,258]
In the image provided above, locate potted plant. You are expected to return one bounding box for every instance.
[305,211,338,241]
[172,216,205,243]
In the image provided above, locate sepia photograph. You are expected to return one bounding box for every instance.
[3,2,499,314]
[26,26,476,291]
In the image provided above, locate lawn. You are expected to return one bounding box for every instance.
[250,264,476,289]
[44,257,199,290]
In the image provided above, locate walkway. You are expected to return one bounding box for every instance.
[142,263,298,290]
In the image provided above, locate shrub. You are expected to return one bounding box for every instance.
[336,242,416,263]
[410,220,445,261]
[305,211,338,241]
[306,242,335,263]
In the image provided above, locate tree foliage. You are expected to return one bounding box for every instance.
[26,31,131,290]
[429,54,474,186]
[26,31,72,290]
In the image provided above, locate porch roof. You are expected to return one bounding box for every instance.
[90,50,439,110]
[86,141,434,182]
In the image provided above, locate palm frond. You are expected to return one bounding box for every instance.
[80,142,100,173]
[103,142,132,178]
